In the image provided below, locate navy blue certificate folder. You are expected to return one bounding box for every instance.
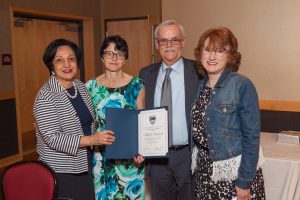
[106,108,139,159]
[105,107,168,159]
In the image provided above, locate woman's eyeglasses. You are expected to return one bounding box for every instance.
[104,51,126,60]
[202,49,227,57]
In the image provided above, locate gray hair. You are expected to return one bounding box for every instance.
[154,20,186,39]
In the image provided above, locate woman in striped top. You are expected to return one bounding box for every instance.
[33,39,115,200]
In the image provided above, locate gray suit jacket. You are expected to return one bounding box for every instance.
[139,57,200,149]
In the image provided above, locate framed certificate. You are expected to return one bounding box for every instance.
[105,107,168,159]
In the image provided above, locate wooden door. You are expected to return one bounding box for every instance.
[13,18,47,135]
[44,20,80,79]
[12,18,80,158]
[105,16,161,76]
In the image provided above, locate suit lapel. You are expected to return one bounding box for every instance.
[48,77,83,133]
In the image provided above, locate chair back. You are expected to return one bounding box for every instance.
[1,160,57,200]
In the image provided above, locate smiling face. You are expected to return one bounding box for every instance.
[101,43,126,72]
[201,38,228,76]
[156,24,185,67]
[52,45,78,88]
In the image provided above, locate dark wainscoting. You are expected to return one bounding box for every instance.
[261,110,300,133]
[0,99,19,159]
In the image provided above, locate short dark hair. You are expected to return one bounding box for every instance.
[194,27,241,76]
[43,39,81,74]
[100,35,128,59]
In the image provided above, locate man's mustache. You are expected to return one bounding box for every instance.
[164,47,176,52]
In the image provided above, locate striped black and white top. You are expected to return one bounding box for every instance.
[33,76,97,174]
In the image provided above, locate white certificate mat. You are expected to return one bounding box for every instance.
[138,108,168,157]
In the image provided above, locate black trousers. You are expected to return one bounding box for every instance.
[148,146,194,200]
[56,171,95,200]
[56,151,95,200]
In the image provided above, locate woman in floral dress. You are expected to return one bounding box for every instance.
[86,35,145,200]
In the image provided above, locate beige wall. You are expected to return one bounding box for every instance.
[0,0,102,92]
[162,0,300,101]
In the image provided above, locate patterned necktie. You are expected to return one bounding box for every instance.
[161,68,173,147]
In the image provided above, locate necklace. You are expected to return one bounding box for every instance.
[104,73,126,88]
[109,80,117,87]
[65,82,78,99]
[56,78,78,99]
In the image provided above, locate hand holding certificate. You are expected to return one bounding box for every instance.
[105,107,169,159]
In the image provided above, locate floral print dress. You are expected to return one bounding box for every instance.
[191,86,265,200]
[86,77,145,200]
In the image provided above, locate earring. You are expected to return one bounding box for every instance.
[51,71,55,76]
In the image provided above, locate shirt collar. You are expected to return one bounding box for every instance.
[161,57,183,74]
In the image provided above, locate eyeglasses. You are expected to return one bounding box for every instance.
[202,49,227,57]
[104,51,126,60]
[157,38,182,46]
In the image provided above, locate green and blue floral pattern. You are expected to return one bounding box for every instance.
[86,77,145,200]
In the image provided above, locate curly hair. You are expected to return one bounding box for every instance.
[194,27,241,76]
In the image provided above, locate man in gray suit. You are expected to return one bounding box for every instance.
[139,20,200,200]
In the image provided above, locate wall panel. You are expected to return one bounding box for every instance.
[162,0,300,101]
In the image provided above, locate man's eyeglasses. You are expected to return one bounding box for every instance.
[104,51,126,60]
[156,38,182,46]
[202,49,227,57]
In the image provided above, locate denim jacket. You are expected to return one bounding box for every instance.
[193,69,260,189]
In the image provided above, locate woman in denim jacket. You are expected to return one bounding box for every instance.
[191,27,265,200]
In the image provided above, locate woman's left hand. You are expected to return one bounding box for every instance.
[133,155,145,166]
[236,186,251,200]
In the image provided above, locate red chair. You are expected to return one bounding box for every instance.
[1,160,57,200]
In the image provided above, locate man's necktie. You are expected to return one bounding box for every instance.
[161,68,173,147]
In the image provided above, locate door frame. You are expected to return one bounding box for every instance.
[104,15,161,75]
[1,6,95,167]
[10,6,95,80]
